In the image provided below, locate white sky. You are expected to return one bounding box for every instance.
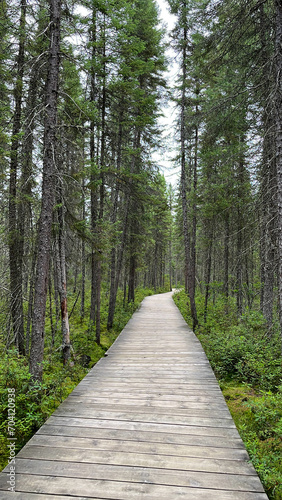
[153,0,179,188]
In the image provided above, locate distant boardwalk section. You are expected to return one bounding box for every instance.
[0,292,268,499]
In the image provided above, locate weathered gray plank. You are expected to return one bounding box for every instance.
[55,402,232,417]
[47,415,242,438]
[0,474,269,499]
[37,424,245,448]
[16,445,257,475]
[3,459,265,492]
[25,434,249,460]
[66,395,228,408]
[0,494,95,500]
[52,408,236,427]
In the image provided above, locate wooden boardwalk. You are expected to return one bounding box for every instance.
[0,292,268,499]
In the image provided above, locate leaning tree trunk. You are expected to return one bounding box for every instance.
[29,0,61,382]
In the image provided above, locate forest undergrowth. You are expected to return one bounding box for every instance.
[174,290,282,500]
[0,285,165,471]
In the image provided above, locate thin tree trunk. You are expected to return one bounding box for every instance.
[95,16,106,345]
[224,215,229,299]
[180,16,198,330]
[81,177,86,319]
[236,157,245,317]
[128,236,136,303]
[107,129,138,327]
[18,18,43,337]
[25,246,37,356]
[89,7,98,327]
[49,268,55,352]
[260,3,276,328]
[57,199,71,365]
[9,0,26,355]
[275,0,282,351]
[29,0,61,382]
[204,226,213,323]
[107,111,123,330]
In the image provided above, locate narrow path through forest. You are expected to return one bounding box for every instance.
[0,292,268,499]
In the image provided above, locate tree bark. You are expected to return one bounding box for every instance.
[260,3,276,329]
[29,0,61,382]
[8,0,26,355]
[56,190,71,365]
[128,233,136,303]
[275,0,282,350]
[224,214,230,299]
[89,7,98,328]
[180,12,198,330]
[95,14,106,346]
[107,107,123,330]
[80,176,86,319]
[204,226,213,323]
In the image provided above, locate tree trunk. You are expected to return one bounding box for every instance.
[260,4,276,329]
[236,157,245,317]
[89,7,98,327]
[80,176,86,319]
[25,246,37,356]
[128,238,136,303]
[204,226,213,323]
[224,214,229,299]
[8,0,26,355]
[95,16,106,345]
[180,17,198,330]
[56,197,71,365]
[29,0,61,382]
[107,110,123,330]
[275,0,282,350]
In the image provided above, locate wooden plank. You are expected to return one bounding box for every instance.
[5,459,266,492]
[37,424,245,448]
[52,408,236,428]
[67,395,228,408]
[68,392,226,402]
[0,474,268,499]
[56,402,232,417]
[27,435,249,460]
[0,493,95,500]
[17,445,257,475]
[46,415,242,438]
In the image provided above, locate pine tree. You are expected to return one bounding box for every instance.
[29,0,62,382]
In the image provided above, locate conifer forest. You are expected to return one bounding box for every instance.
[1,0,282,497]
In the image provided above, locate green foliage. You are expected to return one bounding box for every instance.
[174,289,282,391]
[222,383,282,500]
[0,349,87,470]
